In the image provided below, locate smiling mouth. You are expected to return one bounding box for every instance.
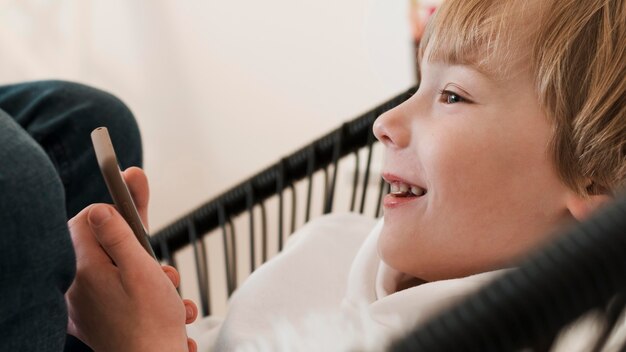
[388,181,427,197]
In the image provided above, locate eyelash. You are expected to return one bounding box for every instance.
[438,89,468,104]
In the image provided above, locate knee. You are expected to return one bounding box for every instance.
[28,80,142,168]
[4,80,144,217]
[50,80,138,130]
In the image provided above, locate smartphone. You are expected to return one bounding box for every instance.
[91,127,157,260]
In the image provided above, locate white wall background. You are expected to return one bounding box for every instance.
[0,0,415,232]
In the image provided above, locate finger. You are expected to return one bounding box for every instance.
[87,203,153,271]
[188,338,197,352]
[162,265,180,288]
[184,299,198,324]
[122,167,149,231]
[68,204,113,268]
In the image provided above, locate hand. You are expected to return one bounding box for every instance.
[65,167,198,352]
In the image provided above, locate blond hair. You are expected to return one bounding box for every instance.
[419,0,626,195]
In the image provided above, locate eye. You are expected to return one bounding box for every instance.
[438,90,467,104]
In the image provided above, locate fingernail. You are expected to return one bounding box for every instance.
[186,304,193,318]
[89,205,112,227]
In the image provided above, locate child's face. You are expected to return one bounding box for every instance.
[373,53,574,281]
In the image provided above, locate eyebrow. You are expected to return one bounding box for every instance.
[419,50,502,82]
[418,58,499,85]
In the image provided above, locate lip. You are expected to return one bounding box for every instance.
[381,172,427,209]
[383,193,421,209]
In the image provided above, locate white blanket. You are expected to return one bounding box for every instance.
[187,213,626,351]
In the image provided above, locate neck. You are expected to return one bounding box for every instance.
[395,276,426,292]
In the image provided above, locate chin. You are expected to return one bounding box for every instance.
[377,229,419,276]
[377,238,458,282]
[376,225,397,259]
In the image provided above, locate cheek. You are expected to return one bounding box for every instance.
[420,125,498,205]
[422,119,549,210]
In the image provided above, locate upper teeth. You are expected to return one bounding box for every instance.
[390,182,425,196]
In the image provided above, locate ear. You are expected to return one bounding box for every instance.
[566,191,612,221]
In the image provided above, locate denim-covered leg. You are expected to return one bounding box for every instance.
[0,112,76,351]
[0,80,143,218]
[0,81,143,351]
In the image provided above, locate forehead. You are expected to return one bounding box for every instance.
[419,0,538,80]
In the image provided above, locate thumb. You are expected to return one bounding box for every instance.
[88,204,152,271]
[122,167,150,230]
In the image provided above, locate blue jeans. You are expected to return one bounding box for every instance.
[0,81,142,351]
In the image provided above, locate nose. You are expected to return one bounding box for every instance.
[373,105,411,149]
